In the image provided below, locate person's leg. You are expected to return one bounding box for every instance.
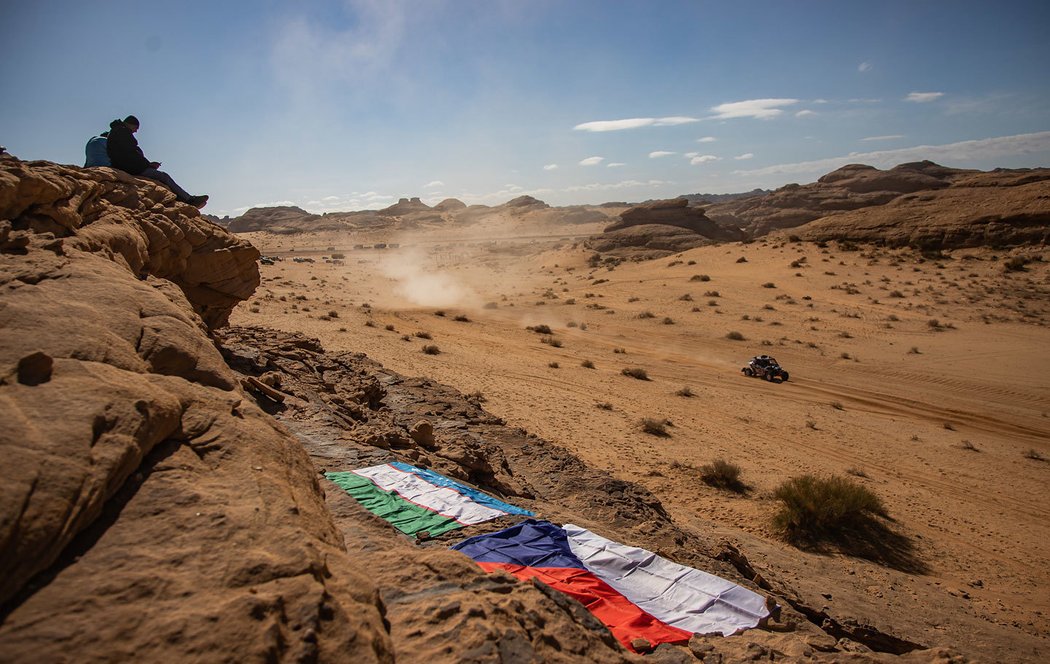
[138,167,193,202]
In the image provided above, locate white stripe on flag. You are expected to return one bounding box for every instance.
[354,464,506,525]
[563,524,769,636]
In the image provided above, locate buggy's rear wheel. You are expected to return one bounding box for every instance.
[781,372,789,382]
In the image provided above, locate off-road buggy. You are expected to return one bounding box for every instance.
[741,355,789,382]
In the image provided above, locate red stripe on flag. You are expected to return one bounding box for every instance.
[477,562,693,651]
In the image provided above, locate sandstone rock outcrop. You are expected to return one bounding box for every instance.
[706,161,1050,246]
[0,159,259,329]
[226,205,320,233]
[0,158,391,661]
[589,198,745,256]
[783,167,1050,248]
[431,197,466,211]
[379,197,431,216]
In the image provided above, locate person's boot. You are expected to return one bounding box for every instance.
[187,195,209,209]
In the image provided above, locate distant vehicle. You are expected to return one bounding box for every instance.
[374,243,387,249]
[741,355,789,382]
[260,257,274,265]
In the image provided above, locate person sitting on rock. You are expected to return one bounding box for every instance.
[84,131,110,167]
[106,115,209,208]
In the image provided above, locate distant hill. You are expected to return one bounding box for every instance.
[679,189,771,205]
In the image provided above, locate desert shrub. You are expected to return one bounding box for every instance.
[678,293,693,301]
[960,440,979,451]
[483,301,498,309]
[889,290,905,298]
[529,324,553,334]
[581,359,595,369]
[1003,255,1031,272]
[846,467,868,478]
[762,282,776,288]
[640,417,670,436]
[453,314,470,322]
[385,324,396,331]
[725,331,746,341]
[414,331,432,339]
[1023,449,1046,461]
[704,290,720,297]
[943,421,956,431]
[400,334,411,341]
[613,347,626,354]
[830,401,844,410]
[687,260,697,265]
[621,367,650,380]
[541,335,563,348]
[908,346,921,354]
[736,256,748,263]
[363,319,375,327]
[675,386,694,397]
[434,310,446,317]
[596,402,614,410]
[927,319,943,330]
[690,274,711,282]
[662,317,675,325]
[699,459,744,492]
[327,310,339,318]
[466,390,486,404]
[548,361,560,368]
[331,253,345,259]
[421,344,441,355]
[637,310,655,319]
[772,475,887,542]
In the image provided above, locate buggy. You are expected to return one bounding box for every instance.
[741,355,789,382]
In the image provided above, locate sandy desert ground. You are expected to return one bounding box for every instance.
[231,225,1050,661]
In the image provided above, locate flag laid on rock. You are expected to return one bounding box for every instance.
[326,462,532,538]
[452,520,769,651]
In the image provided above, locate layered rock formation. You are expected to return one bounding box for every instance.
[706,161,1050,247]
[590,198,745,256]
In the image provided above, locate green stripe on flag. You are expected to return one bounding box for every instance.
[326,471,464,537]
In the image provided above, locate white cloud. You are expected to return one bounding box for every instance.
[607,162,626,167]
[579,156,604,166]
[649,151,676,158]
[690,155,720,165]
[684,152,699,158]
[861,134,905,142]
[543,163,559,170]
[795,110,816,118]
[905,91,944,103]
[697,136,717,143]
[812,99,829,104]
[573,116,700,132]
[734,153,754,160]
[732,131,1050,179]
[848,98,882,103]
[709,98,799,120]
[424,180,444,188]
[858,62,872,72]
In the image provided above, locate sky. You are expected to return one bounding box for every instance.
[2,0,1049,217]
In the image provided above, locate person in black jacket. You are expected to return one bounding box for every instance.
[106,115,208,208]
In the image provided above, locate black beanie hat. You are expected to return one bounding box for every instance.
[124,115,140,126]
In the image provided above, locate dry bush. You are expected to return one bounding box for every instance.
[613,347,626,354]
[662,317,675,325]
[414,331,432,339]
[548,361,560,368]
[541,335,563,348]
[466,390,486,405]
[621,367,650,380]
[1024,449,1046,461]
[453,314,470,322]
[596,402,614,410]
[699,459,744,492]
[772,475,887,543]
[690,274,711,282]
[363,319,375,327]
[831,401,844,410]
[960,440,979,452]
[385,324,396,331]
[736,256,748,263]
[421,344,441,355]
[640,417,670,437]
[725,331,746,341]
[704,290,720,297]
[762,282,776,289]
[675,386,695,397]
[637,311,656,319]
[581,359,595,369]
[529,324,553,334]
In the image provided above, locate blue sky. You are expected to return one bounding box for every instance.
[2,0,1049,216]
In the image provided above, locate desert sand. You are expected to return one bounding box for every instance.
[232,225,1050,661]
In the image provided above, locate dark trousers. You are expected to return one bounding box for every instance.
[138,167,193,202]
